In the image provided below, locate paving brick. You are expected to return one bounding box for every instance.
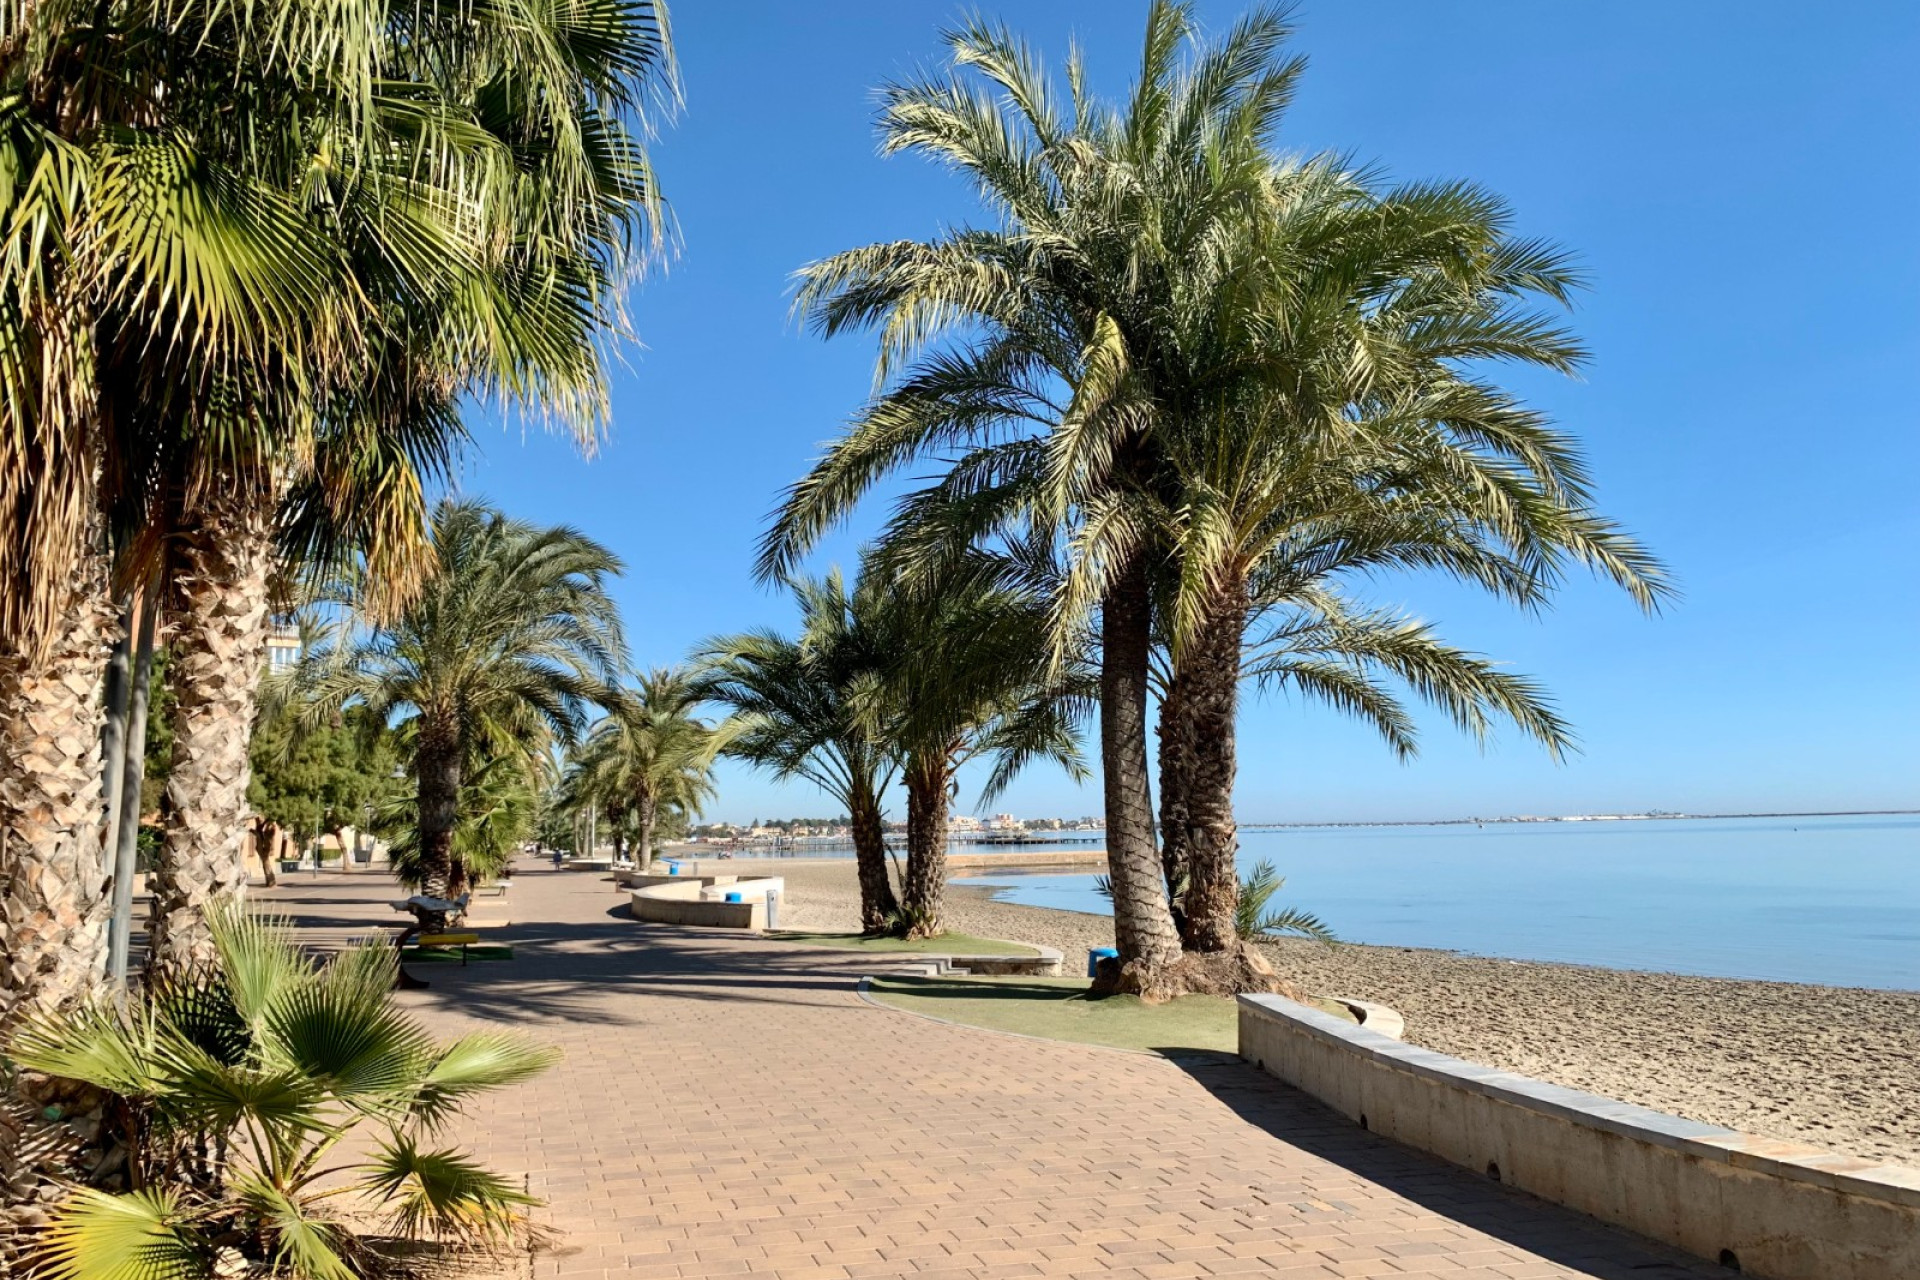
[268,870,1726,1280]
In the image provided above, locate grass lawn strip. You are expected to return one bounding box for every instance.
[766,930,1035,956]
[864,974,1357,1056]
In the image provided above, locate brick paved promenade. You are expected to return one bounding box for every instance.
[263,867,1722,1280]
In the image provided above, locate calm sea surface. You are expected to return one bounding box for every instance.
[951,815,1920,991]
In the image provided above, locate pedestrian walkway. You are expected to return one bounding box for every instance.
[264,868,1723,1279]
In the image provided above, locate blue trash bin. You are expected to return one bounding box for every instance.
[724,891,743,903]
[1087,946,1119,978]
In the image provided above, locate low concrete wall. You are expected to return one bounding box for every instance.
[628,877,785,930]
[1239,995,1920,1280]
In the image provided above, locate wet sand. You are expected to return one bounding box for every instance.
[738,856,1920,1168]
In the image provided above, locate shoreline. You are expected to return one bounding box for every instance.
[737,856,1920,1169]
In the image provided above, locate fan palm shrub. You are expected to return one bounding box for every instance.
[296,501,625,904]
[8,906,556,1279]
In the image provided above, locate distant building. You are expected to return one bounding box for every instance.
[265,621,301,671]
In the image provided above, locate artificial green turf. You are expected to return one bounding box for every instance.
[401,944,514,963]
[767,930,1036,956]
[866,975,1355,1056]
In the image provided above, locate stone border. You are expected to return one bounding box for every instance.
[628,876,783,930]
[1239,994,1920,1280]
[748,932,1063,977]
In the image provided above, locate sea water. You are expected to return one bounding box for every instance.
[952,814,1920,991]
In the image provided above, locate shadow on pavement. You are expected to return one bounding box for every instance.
[1166,1055,1728,1280]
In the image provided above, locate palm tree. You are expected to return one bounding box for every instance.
[297,501,626,908]
[697,573,901,933]
[1143,157,1670,957]
[873,562,1089,938]
[380,736,549,893]
[762,3,1305,995]
[0,0,354,1008]
[136,0,674,976]
[562,667,722,872]
[1,0,675,991]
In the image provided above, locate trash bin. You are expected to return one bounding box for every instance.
[1087,946,1118,978]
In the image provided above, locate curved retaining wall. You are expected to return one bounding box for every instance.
[1240,994,1920,1280]
[629,877,784,930]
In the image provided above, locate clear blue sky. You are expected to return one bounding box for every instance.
[460,1,1920,825]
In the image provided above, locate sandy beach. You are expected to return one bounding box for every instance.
[728,855,1920,1168]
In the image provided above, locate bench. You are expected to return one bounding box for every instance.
[413,932,482,965]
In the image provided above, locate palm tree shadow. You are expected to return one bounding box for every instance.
[1163,1055,1727,1279]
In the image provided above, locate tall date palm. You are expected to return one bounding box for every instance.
[1146,159,1669,955]
[299,501,626,903]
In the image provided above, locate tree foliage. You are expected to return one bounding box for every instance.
[246,705,402,851]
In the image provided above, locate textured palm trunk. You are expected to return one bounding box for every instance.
[1155,665,1196,944]
[847,778,897,934]
[148,491,276,978]
[415,725,462,908]
[900,753,952,939]
[636,788,658,872]
[1174,582,1249,954]
[1095,555,1184,995]
[0,556,116,1020]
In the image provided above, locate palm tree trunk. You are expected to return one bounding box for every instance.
[1156,664,1196,944]
[148,490,276,978]
[636,788,657,873]
[1176,583,1249,954]
[847,777,897,934]
[900,754,951,939]
[0,557,116,1019]
[415,725,462,907]
[1096,554,1183,994]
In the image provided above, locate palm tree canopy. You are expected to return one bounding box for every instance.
[559,665,723,833]
[761,2,1668,665]
[0,0,678,651]
[863,556,1092,805]
[696,569,899,808]
[297,498,628,757]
